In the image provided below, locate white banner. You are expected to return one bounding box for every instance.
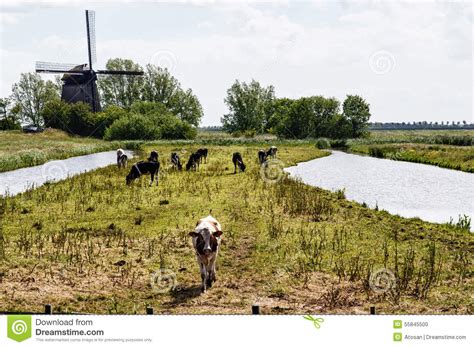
[0,315,471,346]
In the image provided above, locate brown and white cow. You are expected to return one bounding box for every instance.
[189,215,223,292]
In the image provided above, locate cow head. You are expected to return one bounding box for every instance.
[126,169,138,185]
[126,173,133,185]
[189,227,223,255]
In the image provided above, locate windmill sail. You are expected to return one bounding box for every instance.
[35,61,84,74]
[86,10,97,68]
[96,70,144,75]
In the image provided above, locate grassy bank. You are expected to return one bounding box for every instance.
[347,130,474,173]
[349,143,474,173]
[0,129,122,173]
[360,130,473,146]
[0,143,472,314]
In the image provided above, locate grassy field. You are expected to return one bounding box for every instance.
[358,130,473,145]
[348,130,474,173]
[0,129,127,173]
[0,142,472,314]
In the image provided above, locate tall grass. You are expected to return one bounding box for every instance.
[0,129,145,173]
[353,143,474,173]
[355,130,474,146]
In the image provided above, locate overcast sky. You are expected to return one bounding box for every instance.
[0,0,472,126]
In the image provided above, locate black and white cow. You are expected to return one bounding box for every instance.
[266,146,278,159]
[126,161,160,186]
[196,148,208,163]
[170,152,182,170]
[189,215,223,292]
[148,151,159,162]
[117,148,128,169]
[186,152,201,171]
[232,152,246,173]
[258,149,267,164]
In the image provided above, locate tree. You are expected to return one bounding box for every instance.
[0,97,21,130]
[276,97,314,138]
[142,64,203,126]
[342,95,371,137]
[273,96,349,139]
[221,79,275,134]
[98,58,144,109]
[268,98,294,135]
[11,73,60,126]
[309,96,340,138]
[171,88,204,127]
[41,99,70,131]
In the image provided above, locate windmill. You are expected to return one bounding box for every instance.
[35,10,143,112]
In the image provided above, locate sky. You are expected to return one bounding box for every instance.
[0,0,472,126]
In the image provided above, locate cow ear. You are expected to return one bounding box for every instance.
[213,230,223,237]
[189,232,198,237]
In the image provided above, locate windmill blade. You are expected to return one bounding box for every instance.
[96,70,144,76]
[35,61,86,74]
[85,10,97,68]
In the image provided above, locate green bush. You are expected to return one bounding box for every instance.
[315,138,331,149]
[243,129,256,138]
[41,99,70,130]
[0,118,21,130]
[41,99,197,141]
[130,101,168,115]
[90,106,128,138]
[368,146,384,158]
[67,102,96,136]
[104,114,160,140]
[157,113,197,139]
[231,131,242,138]
[103,111,197,141]
[42,101,148,138]
[329,139,348,148]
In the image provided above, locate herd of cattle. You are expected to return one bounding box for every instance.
[116,146,278,186]
[115,145,278,292]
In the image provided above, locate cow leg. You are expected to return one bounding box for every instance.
[210,260,217,283]
[205,262,214,288]
[149,173,154,187]
[234,163,237,174]
[199,262,207,292]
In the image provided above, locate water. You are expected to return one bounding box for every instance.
[285,151,474,227]
[0,150,134,196]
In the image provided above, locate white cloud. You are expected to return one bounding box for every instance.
[0,1,472,125]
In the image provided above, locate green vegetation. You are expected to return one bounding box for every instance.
[0,143,472,314]
[315,138,331,149]
[0,129,137,173]
[348,130,474,173]
[98,59,203,127]
[2,58,203,140]
[222,79,371,139]
[0,98,21,130]
[40,99,198,141]
[353,130,473,146]
[10,73,60,127]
